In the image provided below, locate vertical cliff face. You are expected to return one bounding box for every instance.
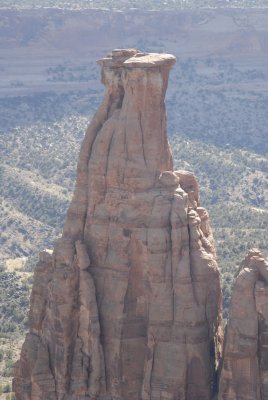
[13,49,222,400]
[219,250,268,400]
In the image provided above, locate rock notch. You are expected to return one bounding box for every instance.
[13,49,222,400]
[219,249,268,400]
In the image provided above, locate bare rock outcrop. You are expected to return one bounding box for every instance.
[13,49,222,400]
[219,249,268,400]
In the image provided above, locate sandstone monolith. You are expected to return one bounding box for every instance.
[13,49,222,400]
[219,249,268,400]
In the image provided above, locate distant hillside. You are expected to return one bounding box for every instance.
[1,7,268,152]
[1,0,268,10]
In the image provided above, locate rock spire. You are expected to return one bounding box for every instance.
[219,249,268,400]
[13,49,222,400]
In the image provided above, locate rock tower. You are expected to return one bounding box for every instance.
[13,49,222,400]
[219,249,268,400]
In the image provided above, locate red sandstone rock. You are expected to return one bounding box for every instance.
[13,49,222,400]
[219,249,268,400]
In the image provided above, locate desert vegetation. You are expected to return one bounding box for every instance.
[0,260,28,397]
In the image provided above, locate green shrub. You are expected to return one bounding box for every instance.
[6,394,16,400]
[2,382,11,393]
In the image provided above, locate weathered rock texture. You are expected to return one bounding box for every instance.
[219,249,268,400]
[13,49,222,400]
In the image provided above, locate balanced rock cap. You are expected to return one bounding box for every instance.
[97,48,176,68]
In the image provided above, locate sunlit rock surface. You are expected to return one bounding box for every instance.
[13,49,222,400]
[219,249,268,400]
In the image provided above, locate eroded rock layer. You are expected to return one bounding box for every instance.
[13,49,222,400]
[219,250,268,400]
